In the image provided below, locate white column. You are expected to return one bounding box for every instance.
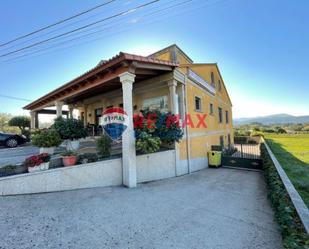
[179,84,186,121]
[55,101,63,118]
[69,106,74,118]
[119,72,137,188]
[168,80,179,115]
[30,111,36,129]
[83,104,88,126]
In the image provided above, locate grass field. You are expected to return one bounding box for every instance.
[265,134,309,208]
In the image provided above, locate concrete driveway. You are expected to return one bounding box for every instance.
[0,168,282,249]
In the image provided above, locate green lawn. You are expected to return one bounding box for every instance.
[265,134,309,208]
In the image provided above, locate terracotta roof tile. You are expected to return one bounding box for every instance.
[24,52,178,110]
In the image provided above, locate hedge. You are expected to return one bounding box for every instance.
[261,143,309,249]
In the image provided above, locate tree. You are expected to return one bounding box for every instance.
[8,116,30,135]
[53,117,87,140]
[302,125,309,131]
[276,127,287,134]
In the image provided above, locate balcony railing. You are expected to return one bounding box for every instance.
[187,69,216,95]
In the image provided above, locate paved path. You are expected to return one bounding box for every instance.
[0,168,282,249]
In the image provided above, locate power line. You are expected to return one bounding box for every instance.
[1,0,189,62]
[0,94,32,102]
[0,0,160,58]
[1,0,229,64]
[2,0,184,59]
[0,0,117,48]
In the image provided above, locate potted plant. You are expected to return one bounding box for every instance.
[38,153,51,170]
[24,153,51,173]
[53,117,87,151]
[61,151,78,167]
[31,129,62,154]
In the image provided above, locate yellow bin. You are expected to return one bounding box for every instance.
[208,151,222,167]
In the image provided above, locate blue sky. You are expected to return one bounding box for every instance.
[0,0,308,118]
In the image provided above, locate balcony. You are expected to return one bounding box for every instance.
[187,69,216,95]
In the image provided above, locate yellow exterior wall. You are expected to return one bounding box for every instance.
[155,52,171,61]
[81,45,234,166]
[176,61,233,161]
[79,83,170,124]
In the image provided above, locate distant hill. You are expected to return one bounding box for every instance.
[234,114,309,125]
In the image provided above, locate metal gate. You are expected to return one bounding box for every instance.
[222,136,263,170]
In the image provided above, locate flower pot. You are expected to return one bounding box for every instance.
[28,165,40,173]
[66,140,80,151]
[40,162,50,171]
[62,156,77,167]
[39,147,55,155]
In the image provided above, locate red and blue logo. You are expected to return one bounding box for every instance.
[101,107,128,140]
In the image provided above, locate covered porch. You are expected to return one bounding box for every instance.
[24,53,186,187]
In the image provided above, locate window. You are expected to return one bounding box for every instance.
[143,96,168,112]
[218,80,222,91]
[210,103,214,115]
[225,110,229,123]
[195,96,202,111]
[211,72,215,87]
[218,107,223,123]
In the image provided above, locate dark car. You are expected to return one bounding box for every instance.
[0,132,27,148]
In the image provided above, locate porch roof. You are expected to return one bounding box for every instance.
[24,52,178,111]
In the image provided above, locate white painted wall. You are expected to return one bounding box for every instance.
[0,159,122,196]
[190,157,209,172]
[137,150,176,183]
[0,149,185,195]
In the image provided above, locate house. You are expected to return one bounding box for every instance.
[24,44,233,187]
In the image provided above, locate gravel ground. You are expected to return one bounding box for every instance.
[0,168,282,249]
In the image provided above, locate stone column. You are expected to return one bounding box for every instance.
[179,84,186,121]
[35,112,39,129]
[119,72,137,188]
[83,104,88,126]
[55,101,63,118]
[168,80,179,115]
[30,111,36,129]
[69,106,74,118]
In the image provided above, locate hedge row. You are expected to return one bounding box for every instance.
[261,143,309,249]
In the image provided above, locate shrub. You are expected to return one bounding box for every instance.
[261,144,309,248]
[31,129,62,148]
[135,109,183,145]
[78,153,98,164]
[96,135,112,158]
[136,131,161,154]
[8,116,30,137]
[0,165,15,176]
[53,117,87,140]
